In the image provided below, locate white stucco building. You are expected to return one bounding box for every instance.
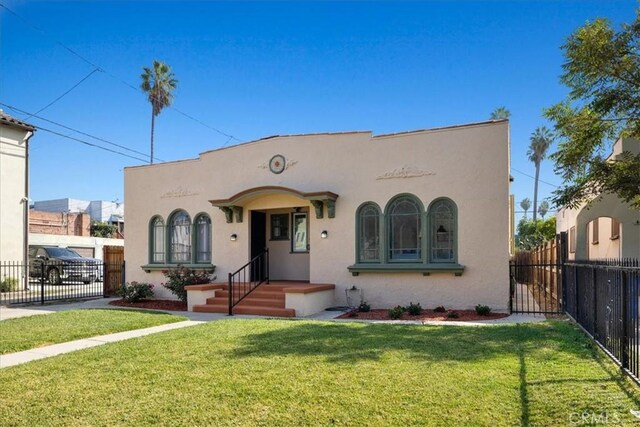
[0,111,35,264]
[125,120,511,315]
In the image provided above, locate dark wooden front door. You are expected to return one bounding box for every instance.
[250,211,267,280]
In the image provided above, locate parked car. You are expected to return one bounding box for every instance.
[29,246,102,285]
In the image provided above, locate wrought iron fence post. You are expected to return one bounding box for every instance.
[621,269,629,370]
[40,262,45,305]
[266,248,270,284]
[592,266,598,339]
[103,261,108,298]
[228,272,233,316]
[559,232,568,312]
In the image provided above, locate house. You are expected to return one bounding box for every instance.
[124,120,510,316]
[556,138,640,260]
[0,111,35,265]
[32,198,125,236]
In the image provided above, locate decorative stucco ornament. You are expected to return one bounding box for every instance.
[376,165,436,180]
[258,155,298,173]
[160,186,199,198]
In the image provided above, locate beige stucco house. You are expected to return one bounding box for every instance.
[0,111,35,265]
[556,138,640,260]
[125,119,510,315]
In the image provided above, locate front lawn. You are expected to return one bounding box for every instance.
[0,309,186,354]
[0,319,638,426]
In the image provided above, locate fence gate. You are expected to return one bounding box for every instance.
[103,246,124,295]
[509,233,567,314]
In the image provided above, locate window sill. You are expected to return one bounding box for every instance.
[347,263,465,276]
[141,263,215,273]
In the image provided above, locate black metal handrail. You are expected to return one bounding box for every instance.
[228,249,269,315]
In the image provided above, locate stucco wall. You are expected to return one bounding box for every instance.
[125,121,510,309]
[0,125,28,262]
[265,208,310,281]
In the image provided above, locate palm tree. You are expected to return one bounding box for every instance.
[140,60,178,164]
[527,126,554,221]
[538,200,549,219]
[520,198,531,219]
[490,107,511,120]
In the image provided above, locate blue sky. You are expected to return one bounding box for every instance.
[1,1,636,222]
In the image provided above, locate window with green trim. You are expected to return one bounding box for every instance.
[169,211,192,263]
[387,196,422,261]
[195,214,212,263]
[150,216,165,263]
[429,199,456,263]
[357,203,381,262]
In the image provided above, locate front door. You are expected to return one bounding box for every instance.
[250,211,267,281]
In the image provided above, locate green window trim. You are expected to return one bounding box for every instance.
[347,263,465,276]
[427,198,458,264]
[384,194,425,263]
[149,215,165,264]
[141,263,215,273]
[168,209,192,264]
[355,202,382,263]
[270,213,290,241]
[194,213,212,264]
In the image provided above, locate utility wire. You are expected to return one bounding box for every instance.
[511,167,559,188]
[0,103,165,162]
[22,68,102,120]
[0,2,243,145]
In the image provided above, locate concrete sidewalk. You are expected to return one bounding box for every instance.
[0,320,205,369]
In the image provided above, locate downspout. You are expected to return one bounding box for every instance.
[23,130,34,286]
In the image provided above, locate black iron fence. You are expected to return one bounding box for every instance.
[228,249,269,315]
[564,258,640,382]
[0,260,125,305]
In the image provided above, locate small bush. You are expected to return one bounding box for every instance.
[163,265,216,303]
[434,306,446,313]
[388,305,405,320]
[447,310,460,319]
[357,301,371,312]
[0,277,18,293]
[475,304,492,316]
[118,282,154,302]
[406,302,423,315]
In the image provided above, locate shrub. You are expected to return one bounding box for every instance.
[475,304,492,316]
[357,301,371,312]
[434,306,446,313]
[388,305,405,320]
[118,282,154,302]
[406,302,423,315]
[0,277,18,293]
[163,265,215,303]
[447,310,460,319]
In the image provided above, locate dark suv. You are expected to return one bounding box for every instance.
[29,246,102,284]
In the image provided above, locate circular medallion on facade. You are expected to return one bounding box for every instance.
[269,154,286,174]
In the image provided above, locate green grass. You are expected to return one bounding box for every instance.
[0,309,186,354]
[1,319,639,426]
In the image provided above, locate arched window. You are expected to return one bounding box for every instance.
[429,199,457,263]
[169,210,192,263]
[356,203,381,263]
[387,195,422,261]
[194,214,212,263]
[150,216,165,263]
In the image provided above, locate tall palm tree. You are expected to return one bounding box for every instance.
[527,126,554,221]
[140,60,178,164]
[538,200,549,219]
[490,107,511,120]
[520,198,531,219]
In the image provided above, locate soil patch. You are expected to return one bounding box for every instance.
[337,309,509,322]
[109,299,187,312]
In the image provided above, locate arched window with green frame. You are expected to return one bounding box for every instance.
[169,210,192,263]
[149,215,165,263]
[356,202,381,263]
[385,194,424,262]
[194,213,212,263]
[428,198,457,263]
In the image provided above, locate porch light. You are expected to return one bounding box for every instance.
[321,230,328,239]
[230,233,238,241]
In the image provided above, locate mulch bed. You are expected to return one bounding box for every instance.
[109,299,187,312]
[337,309,509,322]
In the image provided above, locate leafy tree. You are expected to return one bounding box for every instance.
[545,11,640,209]
[527,126,554,220]
[516,217,557,251]
[140,60,178,164]
[538,200,550,219]
[520,198,531,219]
[490,106,511,120]
[91,221,117,238]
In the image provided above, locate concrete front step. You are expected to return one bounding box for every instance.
[215,290,286,301]
[206,296,285,308]
[192,303,296,317]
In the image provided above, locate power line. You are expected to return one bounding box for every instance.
[0,1,243,145]
[22,68,102,121]
[511,167,559,188]
[0,103,164,162]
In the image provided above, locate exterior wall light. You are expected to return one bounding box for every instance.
[230,233,238,241]
[320,230,328,239]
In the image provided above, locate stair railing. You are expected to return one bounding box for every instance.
[228,249,269,315]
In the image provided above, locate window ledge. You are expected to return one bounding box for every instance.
[141,263,215,273]
[347,263,465,276]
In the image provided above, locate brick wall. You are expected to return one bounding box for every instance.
[29,210,91,237]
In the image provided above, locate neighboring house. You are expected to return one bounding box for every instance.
[556,138,640,260]
[28,210,123,259]
[0,111,35,264]
[32,198,124,236]
[125,119,510,314]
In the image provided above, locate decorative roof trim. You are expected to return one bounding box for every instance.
[209,186,339,207]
